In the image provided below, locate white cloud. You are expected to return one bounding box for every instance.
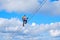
[40,0,60,15]
[0,0,40,13]
[0,33,12,40]
[0,18,22,32]
[31,22,36,26]
[50,0,60,15]
[0,18,60,37]
[49,30,60,37]
[0,0,60,15]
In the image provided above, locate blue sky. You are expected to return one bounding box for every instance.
[0,0,60,40]
[0,0,60,24]
[1,11,60,24]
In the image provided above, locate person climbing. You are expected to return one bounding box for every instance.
[22,15,28,27]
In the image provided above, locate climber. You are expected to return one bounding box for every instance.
[22,15,28,26]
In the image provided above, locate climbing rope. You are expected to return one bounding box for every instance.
[28,0,47,23]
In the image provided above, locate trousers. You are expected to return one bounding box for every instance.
[23,20,27,26]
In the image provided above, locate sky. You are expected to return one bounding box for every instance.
[0,0,60,40]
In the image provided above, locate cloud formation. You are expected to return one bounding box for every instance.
[40,0,60,15]
[0,18,60,37]
[49,30,60,37]
[0,0,60,16]
[0,0,40,13]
